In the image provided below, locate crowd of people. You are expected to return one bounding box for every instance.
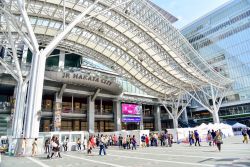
[17,127,250,157]
[188,129,224,151]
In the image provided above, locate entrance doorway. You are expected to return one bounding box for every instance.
[122,123,139,130]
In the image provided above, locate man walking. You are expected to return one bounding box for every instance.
[118,134,123,149]
[99,134,106,156]
[194,130,201,146]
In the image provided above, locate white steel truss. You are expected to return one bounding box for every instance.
[161,93,192,128]
[0,0,234,141]
[186,84,232,124]
[0,0,232,96]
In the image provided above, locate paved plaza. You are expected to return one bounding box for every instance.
[1,136,250,167]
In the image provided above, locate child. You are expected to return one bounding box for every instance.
[168,134,173,147]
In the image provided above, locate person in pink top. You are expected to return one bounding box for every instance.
[113,134,117,146]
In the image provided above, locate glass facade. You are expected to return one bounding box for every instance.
[182,0,250,125]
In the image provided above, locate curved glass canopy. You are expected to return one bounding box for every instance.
[0,0,232,97]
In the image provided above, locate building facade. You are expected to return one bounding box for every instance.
[0,48,178,136]
[182,0,250,126]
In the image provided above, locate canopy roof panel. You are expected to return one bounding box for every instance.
[0,0,232,97]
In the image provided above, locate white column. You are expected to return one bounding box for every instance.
[22,45,28,65]
[113,100,121,131]
[23,52,46,138]
[212,111,220,124]
[59,50,65,70]
[182,108,188,124]
[154,105,161,132]
[140,105,144,130]
[12,82,28,138]
[87,96,95,133]
[173,117,178,130]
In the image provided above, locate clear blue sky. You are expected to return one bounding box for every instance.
[153,0,231,29]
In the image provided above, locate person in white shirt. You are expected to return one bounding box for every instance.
[99,135,106,156]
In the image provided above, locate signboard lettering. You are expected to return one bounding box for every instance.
[62,72,112,86]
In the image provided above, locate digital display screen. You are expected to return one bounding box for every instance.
[121,103,142,115]
[121,103,142,123]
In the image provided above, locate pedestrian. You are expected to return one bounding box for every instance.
[145,135,149,147]
[123,136,127,149]
[77,138,81,151]
[20,137,26,156]
[55,137,62,158]
[150,134,154,146]
[99,134,106,156]
[194,130,201,146]
[242,128,248,144]
[168,134,173,147]
[247,128,250,139]
[189,131,194,146]
[131,135,137,150]
[207,130,212,146]
[83,137,87,151]
[113,134,117,146]
[47,136,55,159]
[44,138,50,153]
[104,135,109,149]
[211,129,216,146]
[118,134,123,149]
[50,137,62,158]
[160,133,164,146]
[153,133,158,146]
[214,131,223,152]
[63,137,68,151]
[141,134,146,147]
[31,138,38,156]
[109,135,113,146]
[163,132,168,147]
[87,137,93,155]
[126,135,131,149]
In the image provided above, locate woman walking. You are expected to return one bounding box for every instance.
[20,137,27,156]
[131,135,137,150]
[87,137,93,155]
[207,131,212,146]
[214,131,223,152]
[31,138,38,156]
[77,138,81,151]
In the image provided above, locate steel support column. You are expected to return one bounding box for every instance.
[23,52,46,138]
[87,96,95,133]
[59,50,65,70]
[211,84,220,124]
[154,105,161,132]
[12,82,27,138]
[113,100,121,131]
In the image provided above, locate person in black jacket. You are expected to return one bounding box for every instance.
[211,129,216,146]
[50,137,62,158]
[247,128,250,139]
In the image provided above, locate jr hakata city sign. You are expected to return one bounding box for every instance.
[45,71,123,95]
[62,72,112,86]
